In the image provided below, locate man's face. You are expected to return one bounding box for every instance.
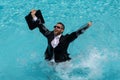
[54,24,64,36]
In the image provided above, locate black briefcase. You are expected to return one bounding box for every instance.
[25,10,45,30]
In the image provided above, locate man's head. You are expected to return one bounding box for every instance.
[53,22,65,36]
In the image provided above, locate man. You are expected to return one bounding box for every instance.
[30,10,92,63]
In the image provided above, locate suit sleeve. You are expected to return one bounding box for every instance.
[38,24,51,37]
[67,23,90,42]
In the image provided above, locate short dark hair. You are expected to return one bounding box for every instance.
[57,22,65,30]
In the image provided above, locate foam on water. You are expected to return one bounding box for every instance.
[41,47,119,80]
[51,48,103,80]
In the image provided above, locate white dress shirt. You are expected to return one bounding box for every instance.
[51,34,61,48]
[50,34,62,63]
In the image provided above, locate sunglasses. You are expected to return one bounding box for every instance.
[54,26,63,29]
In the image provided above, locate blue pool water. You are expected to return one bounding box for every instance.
[0,0,120,80]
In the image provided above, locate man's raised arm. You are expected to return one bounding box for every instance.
[31,10,51,37]
[76,21,92,36]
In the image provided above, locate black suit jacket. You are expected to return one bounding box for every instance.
[37,24,89,63]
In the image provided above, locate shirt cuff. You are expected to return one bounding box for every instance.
[33,16,38,21]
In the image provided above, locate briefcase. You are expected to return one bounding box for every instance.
[25,10,45,30]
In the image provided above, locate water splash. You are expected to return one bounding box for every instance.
[42,47,107,80]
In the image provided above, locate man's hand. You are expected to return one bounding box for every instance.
[31,9,37,18]
[88,21,92,27]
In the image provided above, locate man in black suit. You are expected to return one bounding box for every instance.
[30,10,92,63]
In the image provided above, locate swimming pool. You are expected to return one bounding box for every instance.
[0,0,120,80]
